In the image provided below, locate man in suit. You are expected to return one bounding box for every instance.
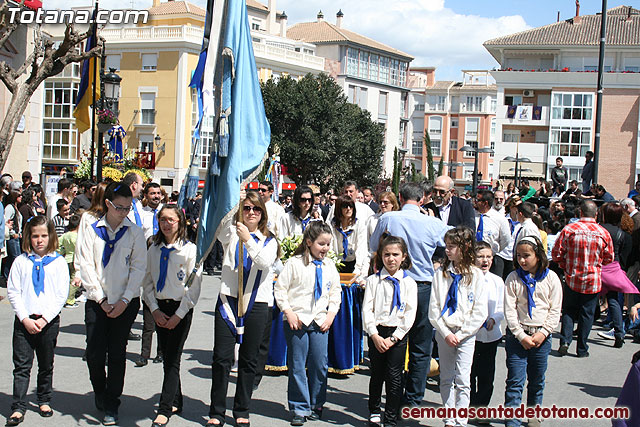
[362,186,379,213]
[431,175,475,229]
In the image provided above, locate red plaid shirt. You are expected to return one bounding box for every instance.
[552,218,614,294]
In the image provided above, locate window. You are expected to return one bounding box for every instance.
[505,95,522,106]
[415,103,425,112]
[463,140,478,158]
[401,93,407,118]
[428,95,446,111]
[346,48,358,76]
[428,116,442,135]
[251,23,260,30]
[44,81,78,118]
[140,92,156,124]
[450,139,458,151]
[490,141,495,157]
[359,51,369,79]
[552,93,593,120]
[490,118,496,138]
[465,118,479,137]
[412,140,423,156]
[349,85,368,110]
[465,96,483,112]
[369,54,379,81]
[399,61,407,87]
[490,97,497,112]
[550,126,591,157]
[503,130,520,143]
[390,59,399,85]
[431,139,441,156]
[379,56,389,83]
[200,128,214,168]
[378,92,388,117]
[42,122,77,161]
[451,118,459,128]
[106,54,120,71]
[139,134,153,153]
[141,53,157,71]
[626,66,640,72]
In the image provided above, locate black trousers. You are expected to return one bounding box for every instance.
[12,315,60,414]
[141,301,160,359]
[253,304,274,389]
[368,326,407,426]
[490,255,504,277]
[210,302,269,422]
[470,338,501,407]
[500,256,515,281]
[155,300,193,418]
[85,298,140,413]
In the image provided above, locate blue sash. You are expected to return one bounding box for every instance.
[440,271,463,317]
[131,202,142,227]
[91,220,129,267]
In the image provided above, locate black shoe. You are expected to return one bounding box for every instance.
[577,352,590,358]
[307,408,322,421]
[39,406,54,417]
[153,354,163,364]
[615,337,624,348]
[135,356,148,367]
[103,412,118,426]
[291,415,306,426]
[558,344,568,356]
[128,332,141,341]
[5,414,24,426]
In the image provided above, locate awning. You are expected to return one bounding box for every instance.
[499,161,546,180]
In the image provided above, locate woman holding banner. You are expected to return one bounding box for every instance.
[208,192,279,426]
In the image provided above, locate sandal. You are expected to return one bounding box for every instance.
[369,413,382,424]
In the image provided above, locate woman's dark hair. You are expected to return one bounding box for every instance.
[333,195,356,227]
[101,181,133,214]
[152,205,188,246]
[292,185,313,218]
[88,182,109,217]
[21,188,34,206]
[374,235,411,272]
[293,221,332,260]
[6,188,22,205]
[22,215,58,254]
[601,202,623,226]
[67,213,82,231]
[30,183,43,196]
[441,226,475,281]
[514,235,549,273]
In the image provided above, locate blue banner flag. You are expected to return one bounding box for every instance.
[73,10,100,134]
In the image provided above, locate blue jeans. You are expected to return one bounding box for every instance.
[3,237,21,279]
[404,282,434,407]
[284,321,329,417]
[606,292,624,340]
[504,331,551,427]
[559,285,598,356]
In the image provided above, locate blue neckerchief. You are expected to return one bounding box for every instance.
[28,253,60,296]
[476,214,484,242]
[132,202,142,227]
[156,246,176,292]
[337,226,354,261]
[300,216,311,232]
[235,233,261,290]
[311,259,323,301]
[440,271,463,317]
[381,270,408,313]
[152,208,159,235]
[508,217,520,234]
[516,267,549,319]
[91,220,129,267]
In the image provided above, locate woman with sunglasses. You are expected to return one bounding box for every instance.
[279,185,322,240]
[208,192,280,426]
[75,182,147,426]
[143,206,202,426]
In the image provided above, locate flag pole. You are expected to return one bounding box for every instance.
[237,239,245,319]
[90,0,98,180]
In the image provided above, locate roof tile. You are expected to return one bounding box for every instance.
[148,1,205,17]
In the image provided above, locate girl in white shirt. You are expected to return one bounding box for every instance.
[362,235,417,427]
[208,192,279,427]
[6,216,69,425]
[469,241,505,411]
[274,221,342,426]
[75,182,147,426]
[429,227,488,427]
[330,195,368,282]
[143,205,202,427]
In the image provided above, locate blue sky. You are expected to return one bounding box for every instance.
[53,0,632,81]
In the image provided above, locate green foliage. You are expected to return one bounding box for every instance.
[411,171,427,183]
[438,156,444,177]
[424,131,435,181]
[261,73,384,192]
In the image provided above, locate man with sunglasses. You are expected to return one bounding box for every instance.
[258,181,284,236]
[430,175,475,230]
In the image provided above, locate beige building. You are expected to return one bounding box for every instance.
[484,5,640,197]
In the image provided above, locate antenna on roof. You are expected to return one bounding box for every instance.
[557,11,560,22]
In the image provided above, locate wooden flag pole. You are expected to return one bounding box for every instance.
[237,240,245,319]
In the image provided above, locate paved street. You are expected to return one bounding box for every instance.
[0,275,634,426]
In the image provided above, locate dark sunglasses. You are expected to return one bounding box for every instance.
[300,197,313,202]
[433,188,449,195]
[258,188,269,193]
[313,193,321,197]
[243,205,263,214]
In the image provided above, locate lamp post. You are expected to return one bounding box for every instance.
[459,145,494,195]
[504,155,531,188]
[97,67,122,182]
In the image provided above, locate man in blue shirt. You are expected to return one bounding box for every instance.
[370,182,450,407]
[595,184,616,202]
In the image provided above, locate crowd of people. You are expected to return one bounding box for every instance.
[0,164,639,427]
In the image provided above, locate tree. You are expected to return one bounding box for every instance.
[261,73,384,191]
[424,131,435,181]
[0,2,102,169]
[437,156,444,177]
[392,147,400,196]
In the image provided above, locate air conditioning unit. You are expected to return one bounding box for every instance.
[523,90,535,97]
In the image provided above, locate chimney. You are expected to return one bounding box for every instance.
[268,0,277,35]
[627,6,633,22]
[574,0,581,24]
[152,0,160,6]
[317,10,324,22]
[280,10,287,37]
[336,9,344,28]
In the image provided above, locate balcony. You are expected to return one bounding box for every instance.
[135,151,155,170]
[101,25,204,47]
[252,42,325,72]
[497,105,550,126]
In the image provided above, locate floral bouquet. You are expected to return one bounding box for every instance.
[280,235,345,271]
[97,109,117,125]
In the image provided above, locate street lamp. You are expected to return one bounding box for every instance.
[96,67,122,182]
[459,145,494,195]
[504,155,531,188]
[155,135,164,153]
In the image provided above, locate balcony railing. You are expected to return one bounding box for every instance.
[252,42,325,70]
[497,105,550,125]
[135,151,155,170]
[101,25,204,45]
[141,109,156,125]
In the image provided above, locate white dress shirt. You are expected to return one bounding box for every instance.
[513,218,541,248]
[475,271,505,343]
[143,239,202,319]
[75,216,147,304]
[326,201,374,225]
[475,208,512,254]
[265,199,285,237]
[274,254,342,327]
[218,219,279,306]
[437,200,452,225]
[329,218,369,279]
[7,252,70,322]
[429,264,488,342]
[279,211,322,240]
[362,268,417,341]
[497,214,518,261]
[141,204,163,240]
